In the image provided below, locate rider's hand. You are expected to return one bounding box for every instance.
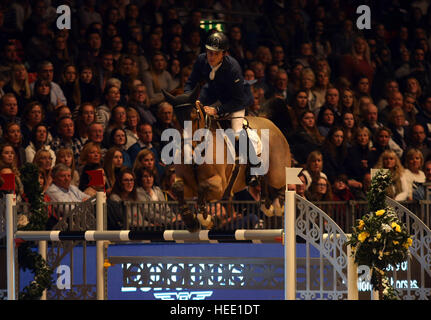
[203,106,217,116]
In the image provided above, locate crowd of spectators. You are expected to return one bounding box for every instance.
[1,0,431,229]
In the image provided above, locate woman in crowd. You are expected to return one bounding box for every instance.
[32,149,53,192]
[403,148,426,200]
[305,176,333,201]
[160,166,177,201]
[109,167,142,228]
[290,111,324,166]
[78,142,104,196]
[79,65,101,107]
[339,88,360,119]
[373,149,409,201]
[127,84,157,126]
[345,126,376,191]
[105,105,128,141]
[3,122,26,167]
[32,79,57,120]
[132,148,161,186]
[59,64,80,112]
[55,147,79,187]
[300,68,318,112]
[124,107,140,150]
[135,166,177,227]
[142,51,176,107]
[341,111,357,147]
[103,146,124,194]
[20,101,46,146]
[289,89,309,126]
[108,127,132,168]
[97,84,121,129]
[25,123,55,165]
[302,150,328,190]
[321,126,349,184]
[3,63,31,110]
[312,68,331,110]
[316,105,336,137]
[75,102,97,145]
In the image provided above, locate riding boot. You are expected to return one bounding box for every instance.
[244,134,261,187]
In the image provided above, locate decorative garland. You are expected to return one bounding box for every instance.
[347,169,412,300]
[17,163,54,300]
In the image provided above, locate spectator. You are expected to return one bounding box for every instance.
[132,148,161,187]
[127,84,157,126]
[0,93,21,132]
[377,79,399,111]
[406,123,431,162]
[55,148,79,187]
[2,122,26,167]
[361,103,384,137]
[30,61,67,108]
[341,111,357,147]
[124,107,140,150]
[78,142,104,196]
[312,68,331,110]
[288,89,309,127]
[264,97,297,140]
[403,148,426,200]
[379,91,404,126]
[109,167,142,228]
[50,116,83,163]
[142,52,176,108]
[108,127,132,168]
[287,62,304,97]
[402,93,418,126]
[46,163,89,202]
[340,88,360,119]
[59,64,80,112]
[332,174,355,201]
[302,150,328,190]
[78,65,101,107]
[305,176,333,201]
[103,146,124,194]
[413,160,431,200]
[105,105,127,142]
[135,166,176,227]
[387,107,409,152]
[290,111,324,166]
[75,103,97,145]
[415,94,431,139]
[97,84,121,130]
[373,150,409,201]
[321,126,348,184]
[32,149,53,192]
[316,105,336,138]
[300,68,318,112]
[345,126,376,187]
[25,123,55,166]
[3,63,31,110]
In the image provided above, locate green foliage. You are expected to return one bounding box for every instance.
[17,163,54,300]
[347,169,412,300]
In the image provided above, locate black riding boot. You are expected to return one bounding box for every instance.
[235,133,260,187]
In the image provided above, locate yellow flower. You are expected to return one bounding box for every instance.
[391,222,401,232]
[358,220,365,230]
[393,240,399,245]
[358,231,370,243]
[376,209,386,216]
[403,237,413,249]
[376,232,381,239]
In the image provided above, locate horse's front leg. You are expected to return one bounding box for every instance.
[197,184,214,229]
[172,181,200,232]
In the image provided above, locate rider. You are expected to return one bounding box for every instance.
[184,32,259,186]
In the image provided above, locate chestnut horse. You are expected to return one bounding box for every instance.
[162,87,291,231]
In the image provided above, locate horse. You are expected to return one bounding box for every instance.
[162,86,291,231]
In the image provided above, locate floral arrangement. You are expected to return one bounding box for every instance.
[347,169,412,300]
[17,163,54,300]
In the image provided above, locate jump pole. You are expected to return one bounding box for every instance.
[96,191,105,300]
[284,168,302,300]
[6,193,16,300]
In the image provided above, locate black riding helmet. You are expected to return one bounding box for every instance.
[205,32,229,52]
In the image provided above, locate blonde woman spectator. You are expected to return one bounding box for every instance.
[3,63,31,108]
[302,150,328,190]
[374,150,409,201]
[403,148,425,200]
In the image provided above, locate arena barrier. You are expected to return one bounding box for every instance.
[6,175,360,301]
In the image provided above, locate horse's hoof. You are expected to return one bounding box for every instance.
[197,213,213,229]
[182,210,200,232]
[261,204,274,217]
[274,204,284,216]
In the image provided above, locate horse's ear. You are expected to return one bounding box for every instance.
[162,89,176,105]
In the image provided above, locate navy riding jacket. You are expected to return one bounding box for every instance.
[184,53,253,115]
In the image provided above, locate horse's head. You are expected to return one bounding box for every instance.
[162,85,202,129]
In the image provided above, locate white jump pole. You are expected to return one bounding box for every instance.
[284,167,301,300]
[38,240,47,300]
[347,243,358,300]
[96,191,105,300]
[6,193,16,300]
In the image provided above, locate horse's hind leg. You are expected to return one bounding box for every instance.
[172,181,200,232]
[260,176,275,217]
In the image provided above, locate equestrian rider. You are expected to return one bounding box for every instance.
[184,32,259,186]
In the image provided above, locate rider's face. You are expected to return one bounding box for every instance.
[206,49,224,67]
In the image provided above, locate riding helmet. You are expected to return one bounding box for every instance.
[205,32,229,52]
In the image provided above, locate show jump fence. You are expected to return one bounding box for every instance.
[5,189,360,301]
